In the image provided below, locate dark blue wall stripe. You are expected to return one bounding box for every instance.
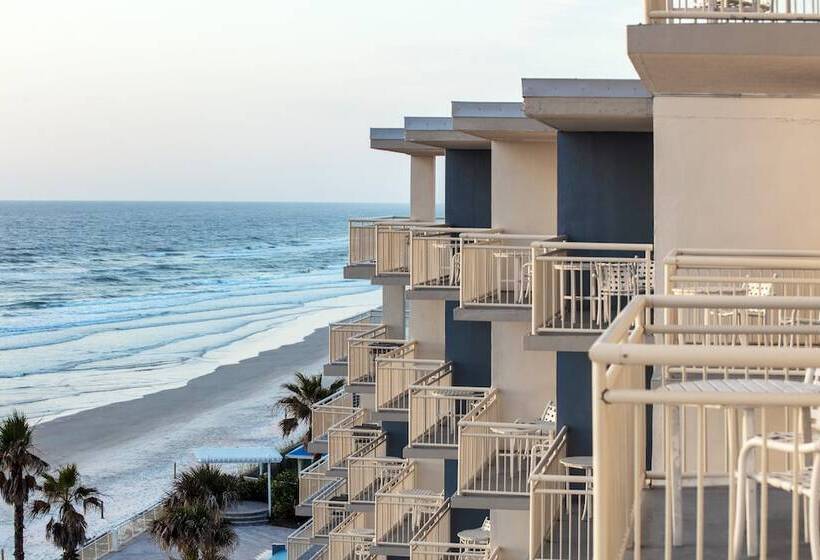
[557,132,653,244]
[445,149,492,229]
[445,300,491,387]
[382,420,408,459]
[556,131,654,458]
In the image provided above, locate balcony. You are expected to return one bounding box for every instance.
[328,511,375,560]
[590,294,820,558]
[374,461,445,555]
[327,409,384,469]
[348,329,409,388]
[374,219,443,284]
[456,390,556,509]
[645,0,820,22]
[348,456,407,507]
[325,309,383,377]
[297,456,341,517]
[410,501,499,560]
[309,390,358,455]
[407,364,491,459]
[408,227,501,300]
[457,233,563,322]
[312,478,350,539]
[375,349,446,418]
[527,241,653,351]
[287,520,326,560]
[528,427,592,560]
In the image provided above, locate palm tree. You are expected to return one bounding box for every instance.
[0,411,48,560]
[30,464,104,560]
[275,372,344,445]
[163,464,237,511]
[151,502,236,560]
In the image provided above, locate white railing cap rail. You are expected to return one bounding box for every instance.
[459,232,564,241]
[299,455,329,474]
[665,251,820,270]
[376,356,442,365]
[529,425,568,481]
[349,456,406,465]
[349,215,408,222]
[349,336,407,345]
[375,219,444,227]
[412,226,504,235]
[666,247,820,259]
[589,295,820,369]
[531,240,653,252]
[649,9,820,21]
[409,385,491,396]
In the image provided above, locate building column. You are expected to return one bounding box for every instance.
[410,155,436,221]
[382,284,405,339]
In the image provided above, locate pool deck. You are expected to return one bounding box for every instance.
[106,523,294,559]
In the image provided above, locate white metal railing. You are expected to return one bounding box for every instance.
[458,390,555,496]
[327,409,384,469]
[347,327,403,385]
[288,520,326,560]
[375,220,441,276]
[645,0,820,22]
[410,227,501,290]
[664,249,820,350]
[531,242,654,334]
[376,344,445,411]
[311,390,358,444]
[410,501,499,560]
[78,501,163,560]
[329,309,383,364]
[298,456,341,509]
[348,456,407,504]
[590,294,820,559]
[349,217,405,266]
[329,511,375,560]
[460,233,563,308]
[312,478,350,538]
[375,461,445,547]
[529,427,592,560]
[409,364,490,448]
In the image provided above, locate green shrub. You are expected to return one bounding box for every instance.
[270,468,298,520]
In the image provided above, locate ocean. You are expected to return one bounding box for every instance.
[0,201,400,421]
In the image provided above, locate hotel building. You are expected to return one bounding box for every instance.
[289,3,820,560]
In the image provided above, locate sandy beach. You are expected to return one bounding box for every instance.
[2,326,330,559]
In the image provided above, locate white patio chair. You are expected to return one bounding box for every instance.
[733,367,820,559]
[595,262,637,327]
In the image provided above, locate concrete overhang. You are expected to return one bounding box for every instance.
[628,23,820,96]
[522,78,653,132]
[403,117,491,150]
[370,128,444,157]
[451,101,556,142]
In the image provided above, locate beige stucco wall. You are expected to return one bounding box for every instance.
[410,155,436,222]
[407,299,445,360]
[490,140,557,233]
[491,321,556,421]
[414,457,445,492]
[490,509,529,560]
[382,284,405,339]
[654,96,820,285]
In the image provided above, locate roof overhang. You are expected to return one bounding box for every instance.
[404,117,491,150]
[193,447,283,464]
[628,23,820,96]
[451,102,556,142]
[522,79,653,132]
[370,128,445,156]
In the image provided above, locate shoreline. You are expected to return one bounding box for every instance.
[4,324,333,559]
[35,326,330,465]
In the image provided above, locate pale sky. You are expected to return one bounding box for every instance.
[0,0,641,203]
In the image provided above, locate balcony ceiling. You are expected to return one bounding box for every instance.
[451,101,556,142]
[628,23,820,96]
[403,117,491,150]
[522,78,653,132]
[370,128,445,157]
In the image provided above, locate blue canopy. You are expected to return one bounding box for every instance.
[285,444,318,460]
